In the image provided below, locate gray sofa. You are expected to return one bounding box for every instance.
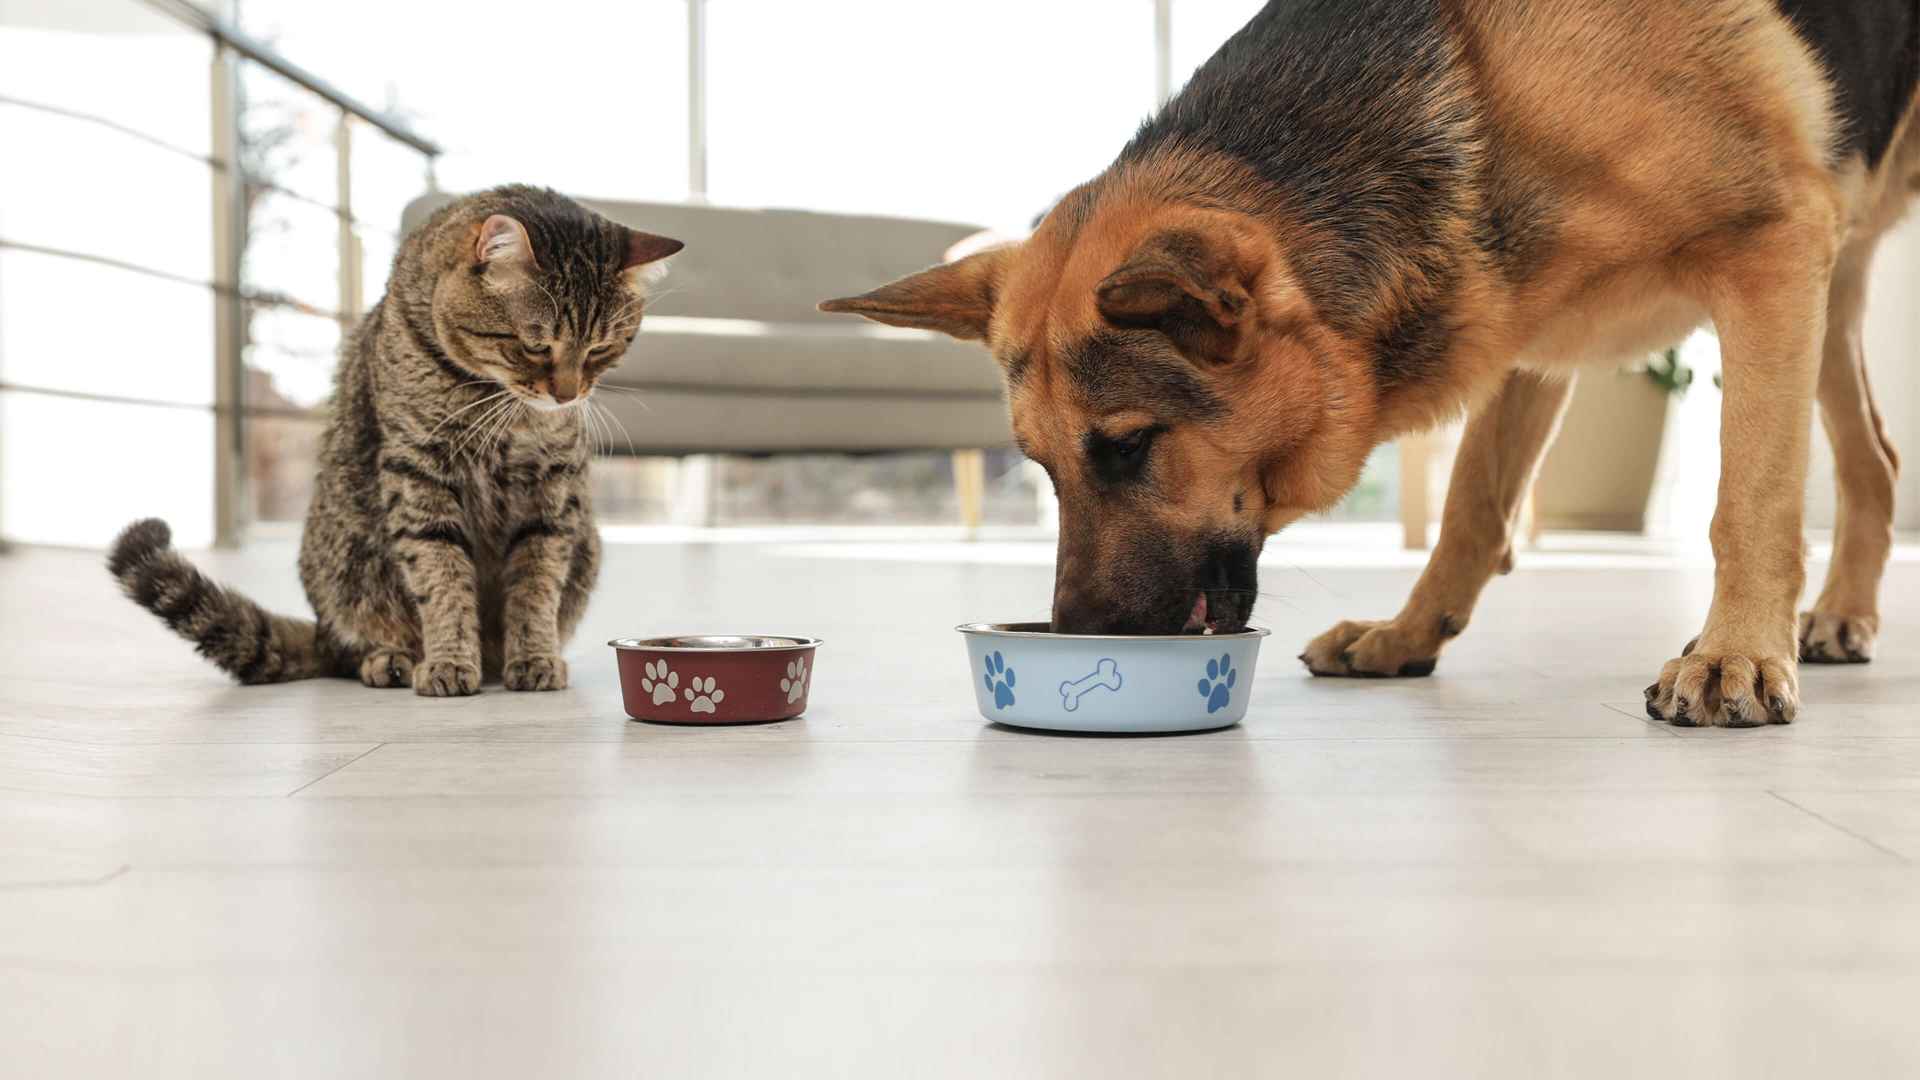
[400,195,1013,455]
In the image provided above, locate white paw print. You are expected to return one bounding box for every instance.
[779,657,808,704]
[684,675,725,714]
[640,660,678,706]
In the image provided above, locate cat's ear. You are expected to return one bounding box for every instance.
[621,229,684,287]
[818,245,1016,342]
[624,230,684,270]
[475,214,536,270]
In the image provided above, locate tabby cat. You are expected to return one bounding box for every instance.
[109,185,682,696]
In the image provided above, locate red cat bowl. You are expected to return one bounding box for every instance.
[610,635,821,725]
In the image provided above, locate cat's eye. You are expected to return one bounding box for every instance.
[521,343,551,357]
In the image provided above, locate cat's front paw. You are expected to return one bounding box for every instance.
[358,648,415,689]
[504,654,569,691]
[414,656,481,697]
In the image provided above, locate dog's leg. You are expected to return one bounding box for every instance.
[1647,209,1833,727]
[1302,369,1575,677]
[1800,238,1899,664]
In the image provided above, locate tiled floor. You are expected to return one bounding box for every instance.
[4,533,1918,1077]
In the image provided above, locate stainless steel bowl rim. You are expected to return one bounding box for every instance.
[956,622,1271,642]
[608,635,824,653]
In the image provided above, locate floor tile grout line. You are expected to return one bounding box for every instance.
[7,785,1920,803]
[1598,701,1682,736]
[0,864,129,891]
[284,743,388,798]
[16,724,1920,746]
[0,732,1761,748]
[1767,790,1910,862]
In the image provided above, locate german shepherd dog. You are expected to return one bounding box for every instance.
[824,0,1920,728]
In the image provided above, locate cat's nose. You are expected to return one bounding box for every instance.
[551,385,578,404]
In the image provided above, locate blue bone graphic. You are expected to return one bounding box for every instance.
[1059,659,1123,712]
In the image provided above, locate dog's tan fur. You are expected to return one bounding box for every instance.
[825,0,1919,726]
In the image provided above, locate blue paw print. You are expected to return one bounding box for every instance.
[1197,653,1237,714]
[983,650,1017,709]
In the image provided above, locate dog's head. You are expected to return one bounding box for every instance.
[823,189,1379,634]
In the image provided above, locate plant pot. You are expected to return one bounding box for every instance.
[1533,371,1672,533]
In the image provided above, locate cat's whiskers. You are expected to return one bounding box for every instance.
[590,398,637,456]
[611,288,666,319]
[591,403,614,457]
[450,400,507,457]
[604,291,669,334]
[624,285,683,316]
[454,394,519,459]
[584,402,612,458]
[589,384,651,412]
[491,398,527,457]
[568,398,595,455]
[477,398,523,465]
[579,406,599,458]
[465,392,518,446]
[430,390,511,438]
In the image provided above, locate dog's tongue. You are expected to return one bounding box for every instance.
[1183,592,1209,634]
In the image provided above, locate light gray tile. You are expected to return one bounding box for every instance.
[1772,790,1920,860]
[0,735,380,798]
[7,537,1920,1078]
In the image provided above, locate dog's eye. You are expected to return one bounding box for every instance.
[1110,430,1150,458]
[1085,426,1161,485]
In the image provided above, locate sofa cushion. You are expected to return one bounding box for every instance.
[587,387,1013,454]
[402,194,983,325]
[613,316,1004,397]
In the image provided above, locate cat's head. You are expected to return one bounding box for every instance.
[430,188,682,411]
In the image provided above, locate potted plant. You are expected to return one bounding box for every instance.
[1532,349,1693,533]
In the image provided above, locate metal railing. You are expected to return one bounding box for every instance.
[139,0,439,159]
[179,0,439,546]
[0,0,439,547]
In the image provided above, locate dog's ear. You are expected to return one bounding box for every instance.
[1096,230,1257,364]
[819,246,1015,342]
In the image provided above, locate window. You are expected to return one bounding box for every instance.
[1170,0,1269,93]
[0,0,219,547]
[705,0,1157,226]
[237,0,690,210]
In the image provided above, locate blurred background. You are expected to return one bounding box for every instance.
[2,0,1916,553]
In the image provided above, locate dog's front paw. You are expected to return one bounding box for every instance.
[1300,618,1442,678]
[1799,611,1876,664]
[1645,644,1797,728]
[414,656,482,697]
[504,654,569,691]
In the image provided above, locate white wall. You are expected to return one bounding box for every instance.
[1808,215,1920,531]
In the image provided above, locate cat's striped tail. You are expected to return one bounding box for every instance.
[108,518,338,684]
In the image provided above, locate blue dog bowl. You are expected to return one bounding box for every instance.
[957,622,1271,734]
